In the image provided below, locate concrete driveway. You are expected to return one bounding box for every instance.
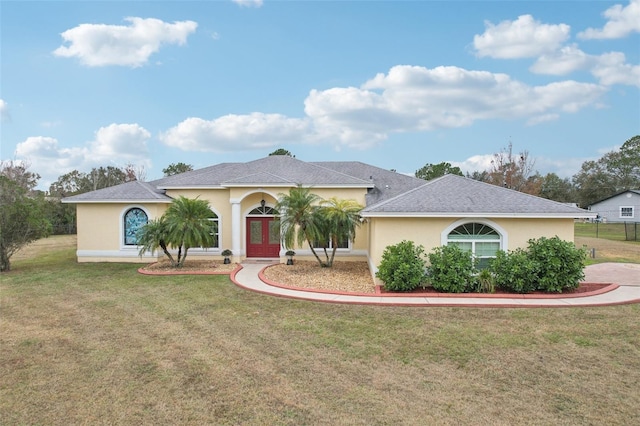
[584,263,640,286]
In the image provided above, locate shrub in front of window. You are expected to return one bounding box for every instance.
[491,249,538,294]
[376,240,427,292]
[427,244,477,293]
[526,236,587,293]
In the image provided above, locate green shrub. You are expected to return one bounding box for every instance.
[527,236,587,293]
[474,268,496,293]
[491,249,538,294]
[376,240,427,292]
[427,245,476,293]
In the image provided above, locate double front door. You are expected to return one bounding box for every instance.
[246,217,280,257]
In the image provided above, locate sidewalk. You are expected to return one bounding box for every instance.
[231,262,640,308]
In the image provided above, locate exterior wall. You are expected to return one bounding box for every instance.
[366,216,576,275]
[589,192,640,223]
[76,203,167,263]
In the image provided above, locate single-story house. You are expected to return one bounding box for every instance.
[63,155,595,280]
[588,190,640,223]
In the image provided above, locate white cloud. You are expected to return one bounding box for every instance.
[531,46,640,87]
[530,44,595,75]
[450,154,495,175]
[591,52,640,87]
[578,0,640,39]
[526,114,560,126]
[473,15,570,59]
[0,99,10,122]
[160,113,310,152]
[53,17,198,67]
[161,65,608,152]
[14,124,152,188]
[232,0,263,7]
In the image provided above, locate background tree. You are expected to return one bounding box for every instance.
[269,148,294,157]
[49,166,137,197]
[162,162,194,177]
[0,160,40,193]
[572,135,640,207]
[415,162,463,180]
[539,173,576,203]
[485,142,542,195]
[0,176,51,272]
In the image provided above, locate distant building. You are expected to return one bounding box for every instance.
[588,190,640,223]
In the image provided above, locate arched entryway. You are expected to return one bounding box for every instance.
[246,204,280,257]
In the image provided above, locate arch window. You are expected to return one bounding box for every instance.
[124,208,148,245]
[447,222,501,269]
[248,205,278,216]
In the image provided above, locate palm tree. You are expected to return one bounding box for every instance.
[319,197,363,267]
[137,217,176,266]
[275,185,326,266]
[163,196,216,267]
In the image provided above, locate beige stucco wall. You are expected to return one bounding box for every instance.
[367,216,576,272]
[75,203,167,262]
[74,186,371,263]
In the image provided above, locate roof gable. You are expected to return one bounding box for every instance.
[362,174,593,217]
[589,190,640,207]
[62,180,171,203]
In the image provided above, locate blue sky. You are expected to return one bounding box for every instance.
[1,0,639,190]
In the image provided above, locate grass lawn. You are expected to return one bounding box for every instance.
[2,235,640,425]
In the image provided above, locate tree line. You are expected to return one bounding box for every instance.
[415,135,640,208]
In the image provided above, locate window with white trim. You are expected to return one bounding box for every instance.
[124,208,148,245]
[312,236,350,250]
[620,206,634,218]
[447,222,500,269]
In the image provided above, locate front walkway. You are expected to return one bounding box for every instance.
[231,262,640,308]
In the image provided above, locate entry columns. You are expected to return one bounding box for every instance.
[231,199,241,263]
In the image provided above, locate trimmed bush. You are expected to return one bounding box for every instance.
[491,249,538,294]
[376,240,427,292]
[527,236,587,293]
[427,245,476,293]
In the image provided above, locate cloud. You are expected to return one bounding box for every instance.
[531,46,640,87]
[578,0,640,39]
[450,154,495,175]
[590,52,640,87]
[0,99,10,122]
[161,65,608,152]
[232,0,263,7]
[473,15,570,59]
[14,124,152,188]
[53,17,198,67]
[160,113,310,152]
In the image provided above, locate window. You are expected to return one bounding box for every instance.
[620,207,634,218]
[208,216,220,249]
[124,208,148,245]
[312,237,350,250]
[447,222,500,269]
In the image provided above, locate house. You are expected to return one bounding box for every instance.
[63,156,595,280]
[588,190,640,223]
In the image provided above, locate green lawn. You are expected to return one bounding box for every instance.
[575,221,638,241]
[2,236,640,425]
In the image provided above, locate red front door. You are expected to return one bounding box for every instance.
[246,217,280,257]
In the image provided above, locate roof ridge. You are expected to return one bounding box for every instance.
[136,180,167,199]
[308,161,374,185]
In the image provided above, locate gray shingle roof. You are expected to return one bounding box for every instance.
[156,156,373,188]
[62,180,171,203]
[362,174,594,217]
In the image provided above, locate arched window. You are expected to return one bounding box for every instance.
[248,205,278,215]
[447,222,501,269]
[124,208,148,245]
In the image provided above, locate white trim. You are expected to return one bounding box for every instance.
[77,249,157,260]
[440,218,508,251]
[63,199,171,204]
[620,206,635,219]
[362,212,595,219]
[120,206,151,249]
[189,206,222,253]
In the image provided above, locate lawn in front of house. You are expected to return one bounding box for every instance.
[2,235,640,424]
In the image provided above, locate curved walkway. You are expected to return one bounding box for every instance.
[231,262,640,307]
